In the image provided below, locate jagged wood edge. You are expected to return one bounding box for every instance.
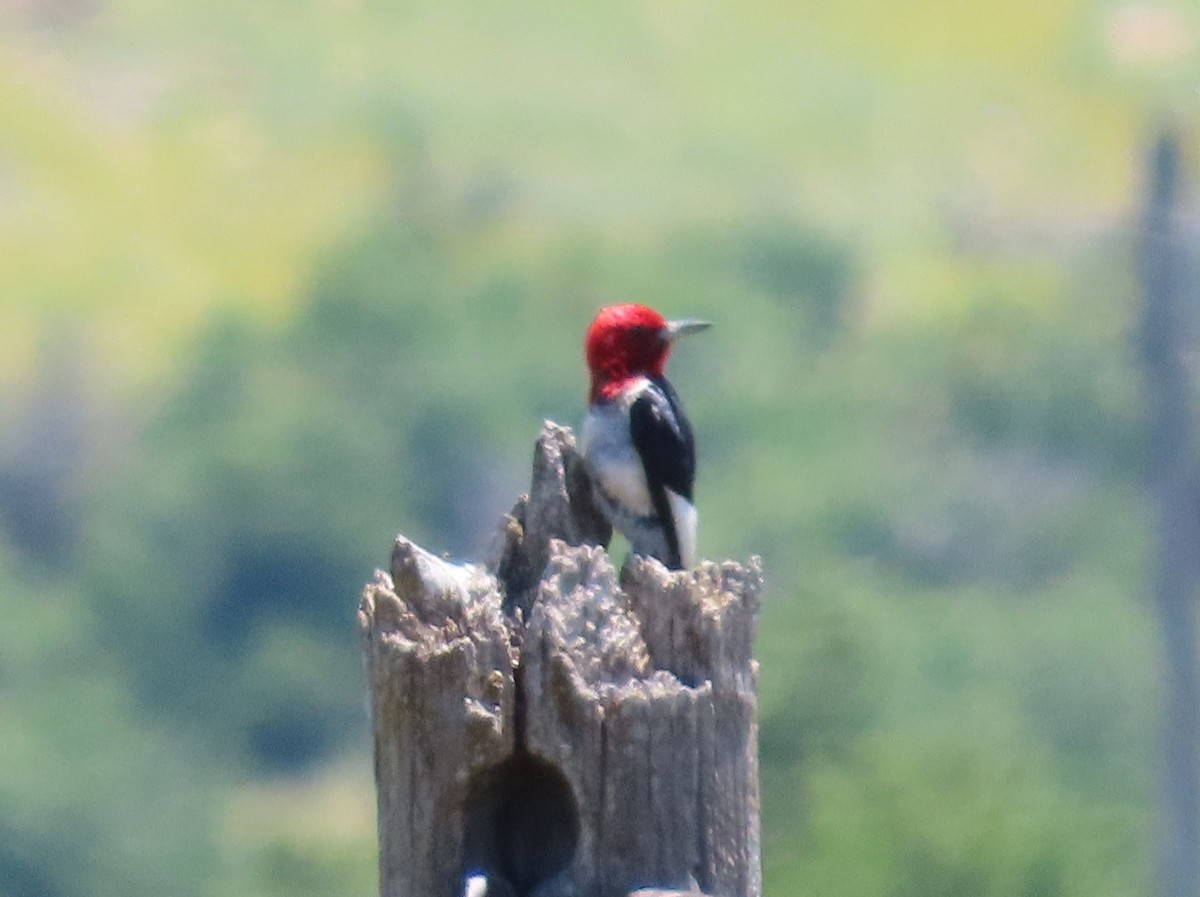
[358,420,763,897]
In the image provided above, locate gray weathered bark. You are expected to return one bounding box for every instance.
[358,422,762,897]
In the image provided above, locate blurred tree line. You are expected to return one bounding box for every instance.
[0,147,1162,896]
[5,0,1195,889]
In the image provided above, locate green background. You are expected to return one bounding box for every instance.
[0,1,1196,894]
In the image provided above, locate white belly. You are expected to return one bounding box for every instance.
[581,381,655,517]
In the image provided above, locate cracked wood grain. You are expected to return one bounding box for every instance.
[359,422,762,897]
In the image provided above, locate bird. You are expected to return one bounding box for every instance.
[580,303,710,570]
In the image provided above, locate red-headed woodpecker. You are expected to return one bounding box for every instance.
[581,303,711,570]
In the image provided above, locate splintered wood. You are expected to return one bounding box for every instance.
[359,422,762,897]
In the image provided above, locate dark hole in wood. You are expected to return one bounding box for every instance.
[463,753,580,897]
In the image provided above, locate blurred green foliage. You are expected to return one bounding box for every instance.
[1,0,1194,895]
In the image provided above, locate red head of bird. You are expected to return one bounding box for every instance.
[585,303,710,403]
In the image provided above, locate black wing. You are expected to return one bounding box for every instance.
[629,376,696,567]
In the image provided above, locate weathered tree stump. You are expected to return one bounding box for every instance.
[358,422,763,897]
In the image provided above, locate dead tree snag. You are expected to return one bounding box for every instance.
[358,422,762,897]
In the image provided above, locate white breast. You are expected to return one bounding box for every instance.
[581,379,655,517]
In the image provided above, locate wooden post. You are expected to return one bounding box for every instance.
[358,422,763,897]
[1137,130,1200,897]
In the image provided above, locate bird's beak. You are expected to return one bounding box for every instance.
[665,318,712,340]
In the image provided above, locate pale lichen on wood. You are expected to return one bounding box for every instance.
[358,422,763,897]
